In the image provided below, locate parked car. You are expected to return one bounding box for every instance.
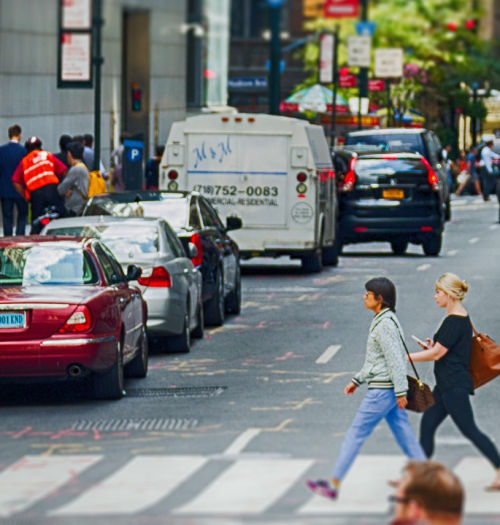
[42,216,203,352]
[0,236,148,399]
[82,191,241,326]
[344,128,451,221]
[332,150,445,256]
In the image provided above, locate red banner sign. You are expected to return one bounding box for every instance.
[324,0,359,18]
[368,79,386,92]
[339,74,357,88]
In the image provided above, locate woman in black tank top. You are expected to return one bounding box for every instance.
[409,273,500,490]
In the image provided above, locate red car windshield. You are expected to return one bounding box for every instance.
[0,245,99,286]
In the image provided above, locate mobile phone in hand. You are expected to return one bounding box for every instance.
[411,335,429,348]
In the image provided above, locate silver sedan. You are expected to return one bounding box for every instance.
[41,216,203,352]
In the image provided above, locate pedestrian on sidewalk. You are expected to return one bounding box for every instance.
[0,124,28,236]
[480,140,500,201]
[11,136,67,227]
[57,141,89,216]
[54,134,72,168]
[408,273,500,491]
[453,150,470,197]
[464,146,482,197]
[306,277,425,500]
[390,460,463,525]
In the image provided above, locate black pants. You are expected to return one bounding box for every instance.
[30,184,66,223]
[1,197,28,236]
[420,386,500,469]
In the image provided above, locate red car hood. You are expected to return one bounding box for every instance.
[0,286,103,341]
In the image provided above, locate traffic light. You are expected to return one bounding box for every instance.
[131,82,142,112]
[303,0,324,18]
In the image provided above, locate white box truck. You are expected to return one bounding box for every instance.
[160,113,340,272]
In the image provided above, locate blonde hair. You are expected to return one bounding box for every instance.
[435,273,468,301]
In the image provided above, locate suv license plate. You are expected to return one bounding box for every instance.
[0,312,26,329]
[382,189,404,200]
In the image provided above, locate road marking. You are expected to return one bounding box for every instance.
[316,345,341,364]
[469,237,480,244]
[489,224,499,230]
[174,458,313,515]
[0,455,101,518]
[50,455,207,516]
[417,264,431,271]
[455,457,500,514]
[223,429,261,456]
[299,455,407,515]
[447,249,458,256]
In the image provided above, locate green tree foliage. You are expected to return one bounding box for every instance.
[300,0,500,128]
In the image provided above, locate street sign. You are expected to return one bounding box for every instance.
[347,35,371,68]
[368,79,386,91]
[339,74,357,88]
[348,97,369,115]
[355,21,376,36]
[228,78,267,89]
[375,48,404,78]
[319,33,334,83]
[324,0,359,18]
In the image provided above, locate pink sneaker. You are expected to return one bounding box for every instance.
[306,479,338,499]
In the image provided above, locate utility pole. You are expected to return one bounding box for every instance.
[357,0,369,129]
[268,0,284,115]
[92,0,104,171]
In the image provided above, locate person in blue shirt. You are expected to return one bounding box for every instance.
[0,125,28,235]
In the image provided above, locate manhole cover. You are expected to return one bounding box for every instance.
[125,386,227,398]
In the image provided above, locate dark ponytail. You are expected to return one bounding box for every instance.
[365,277,396,312]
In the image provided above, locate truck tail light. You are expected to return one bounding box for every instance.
[190,233,203,267]
[138,266,172,288]
[297,172,307,182]
[59,305,92,333]
[168,170,178,180]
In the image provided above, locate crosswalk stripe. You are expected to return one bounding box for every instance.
[299,455,407,515]
[454,457,500,514]
[174,458,313,515]
[0,455,101,518]
[50,455,207,516]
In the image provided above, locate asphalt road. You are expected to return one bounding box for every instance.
[1,195,500,525]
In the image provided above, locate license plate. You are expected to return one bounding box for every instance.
[0,312,26,329]
[382,189,404,200]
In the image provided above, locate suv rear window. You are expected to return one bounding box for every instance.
[354,158,427,184]
[346,134,425,156]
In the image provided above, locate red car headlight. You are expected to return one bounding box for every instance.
[59,305,92,333]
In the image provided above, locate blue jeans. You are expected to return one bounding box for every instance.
[332,389,425,480]
[1,197,28,236]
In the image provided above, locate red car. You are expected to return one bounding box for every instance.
[0,236,148,399]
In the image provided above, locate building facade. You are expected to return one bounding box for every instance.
[0,0,230,166]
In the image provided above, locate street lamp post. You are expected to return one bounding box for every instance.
[268,0,284,115]
[92,0,104,171]
[357,0,369,129]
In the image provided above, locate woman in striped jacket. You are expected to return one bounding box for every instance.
[307,277,425,500]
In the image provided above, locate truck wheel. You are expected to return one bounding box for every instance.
[322,235,341,266]
[302,250,323,273]
[204,268,225,326]
[391,240,408,255]
[423,233,442,256]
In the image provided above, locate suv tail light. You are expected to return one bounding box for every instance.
[138,266,172,288]
[421,158,439,191]
[59,305,92,333]
[190,233,203,267]
[340,158,357,192]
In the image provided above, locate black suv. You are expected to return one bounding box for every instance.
[333,150,445,256]
[83,191,242,326]
[345,128,450,221]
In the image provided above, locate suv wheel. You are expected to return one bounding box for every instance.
[445,198,451,221]
[391,239,408,255]
[205,267,225,326]
[192,298,204,339]
[225,266,241,314]
[423,233,442,256]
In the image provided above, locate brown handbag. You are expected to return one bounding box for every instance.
[470,322,500,389]
[392,320,435,413]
